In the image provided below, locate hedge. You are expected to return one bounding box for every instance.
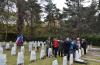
[83,35,100,46]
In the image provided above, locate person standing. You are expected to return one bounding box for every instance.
[58,39,64,57]
[81,39,88,55]
[46,37,51,57]
[16,34,23,46]
[63,37,71,61]
[76,37,81,49]
[72,39,78,60]
[52,38,59,58]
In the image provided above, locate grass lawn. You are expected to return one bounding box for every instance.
[2,43,100,65]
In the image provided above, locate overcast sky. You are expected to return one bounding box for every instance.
[11,0,99,12]
[39,0,99,11]
[53,0,66,10]
[37,0,99,21]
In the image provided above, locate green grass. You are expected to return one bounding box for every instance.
[3,43,100,65]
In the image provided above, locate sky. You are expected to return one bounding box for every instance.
[53,0,99,10]
[53,0,66,10]
[10,0,99,12]
[39,0,97,21]
[39,0,99,11]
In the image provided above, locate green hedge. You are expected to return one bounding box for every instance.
[83,35,100,46]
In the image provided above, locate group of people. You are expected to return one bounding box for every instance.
[46,37,89,60]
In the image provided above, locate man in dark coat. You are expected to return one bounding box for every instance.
[63,37,72,61]
[81,39,88,55]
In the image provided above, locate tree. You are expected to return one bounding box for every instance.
[44,0,61,37]
[16,0,25,35]
[24,0,42,40]
[62,0,100,37]
[0,0,15,41]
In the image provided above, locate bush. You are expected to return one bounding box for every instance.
[84,35,100,46]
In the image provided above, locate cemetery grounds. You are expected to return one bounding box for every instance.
[2,42,100,65]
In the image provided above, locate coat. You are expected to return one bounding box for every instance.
[53,39,59,48]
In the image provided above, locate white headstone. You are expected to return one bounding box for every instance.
[34,41,37,51]
[9,41,12,46]
[29,42,33,52]
[89,45,92,50]
[30,50,36,61]
[63,56,67,65]
[75,50,80,60]
[41,43,45,49]
[75,58,84,62]
[11,47,16,55]
[32,41,35,47]
[69,54,73,65]
[17,52,24,65]
[14,44,17,49]
[38,41,40,47]
[0,46,3,54]
[6,43,10,49]
[0,54,7,65]
[81,48,84,56]
[87,45,90,52]
[75,50,85,62]
[20,46,24,53]
[52,59,58,65]
[24,41,27,45]
[48,48,52,57]
[40,48,45,59]
[34,41,38,47]
[79,49,82,58]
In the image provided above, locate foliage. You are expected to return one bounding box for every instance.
[0,0,100,41]
[83,35,100,46]
[62,0,100,37]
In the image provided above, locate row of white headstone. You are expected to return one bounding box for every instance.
[52,55,73,65]
[0,41,45,50]
[16,46,86,65]
[29,41,45,52]
[52,45,92,65]
[17,45,47,65]
[0,42,92,65]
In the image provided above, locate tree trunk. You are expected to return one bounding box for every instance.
[16,0,25,34]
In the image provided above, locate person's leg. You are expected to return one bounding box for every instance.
[73,50,75,60]
[84,48,86,55]
[61,49,63,57]
[46,47,48,56]
[58,49,60,56]
[67,51,70,61]
[55,48,58,58]
[52,47,54,55]
[54,48,56,58]
[64,50,66,56]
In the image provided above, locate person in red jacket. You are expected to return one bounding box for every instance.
[52,38,59,58]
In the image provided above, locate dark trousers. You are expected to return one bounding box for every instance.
[63,49,68,56]
[64,50,74,61]
[58,49,63,57]
[54,47,58,58]
[46,47,48,56]
[73,50,76,59]
[84,48,86,55]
